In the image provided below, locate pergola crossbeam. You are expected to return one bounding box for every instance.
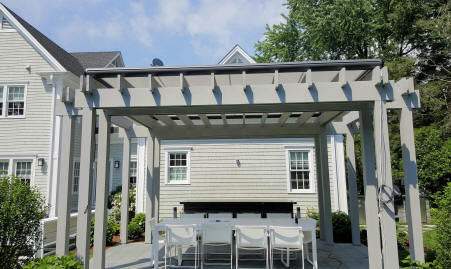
[316,111,343,125]
[199,114,211,126]
[177,114,193,126]
[279,112,291,126]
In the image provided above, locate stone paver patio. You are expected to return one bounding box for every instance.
[92,240,369,269]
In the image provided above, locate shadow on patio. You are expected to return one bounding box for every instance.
[93,240,368,269]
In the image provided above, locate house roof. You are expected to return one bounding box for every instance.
[2,4,84,76]
[71,51,124,69]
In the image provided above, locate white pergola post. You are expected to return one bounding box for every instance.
[359,108,383,269]
[344,128,361,246]
[120,130,131,244]
[319,127,334,245]
[56,115,75,256]
[153,138,161,222]
[93,110,111,269]
[399,106,425,263]
[373,100,399,269]
[314,135,326,241]
[145,134,155,244]
[75,108,96,268]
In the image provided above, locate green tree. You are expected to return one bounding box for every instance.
[255,0,451,197]
[0,175,47,268]
[430,182,451,268]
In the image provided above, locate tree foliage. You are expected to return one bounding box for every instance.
[430,182,451,268]
[0,175,47,268]
[255,0,451,197]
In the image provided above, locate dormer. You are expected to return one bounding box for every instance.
[218,44,256,65]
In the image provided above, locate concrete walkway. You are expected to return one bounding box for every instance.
[92,240,369,269]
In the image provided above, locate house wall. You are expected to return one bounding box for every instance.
[0,22,55,200]
[158,138,338,218]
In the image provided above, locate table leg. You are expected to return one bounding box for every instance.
[312,231,318,269]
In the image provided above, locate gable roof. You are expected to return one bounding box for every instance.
[71,51,124,69]
[0,3,84,76]
[218,44,256,64]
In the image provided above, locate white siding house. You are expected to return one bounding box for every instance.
[0,4,348,222]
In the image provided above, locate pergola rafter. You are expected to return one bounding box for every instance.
[54,60,424,269]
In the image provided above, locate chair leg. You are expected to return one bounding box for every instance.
[301,245,305,269]
[265,248,269,269]
[236,246,239,269]
[230,243,233,269]
[165,244,167,269]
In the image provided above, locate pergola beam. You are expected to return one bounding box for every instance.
[279,112,291,126]
[74,80,418,110]
[199,114,211,126]
[154,115,176,127]
[297,112,314,125]
[316,111,342,125]
[177,114,193,126]
[129,115,160,128]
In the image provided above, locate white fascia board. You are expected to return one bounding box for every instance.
[0,4,66,72]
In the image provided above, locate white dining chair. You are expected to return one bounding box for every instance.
[269,226,304,269]
[235,225,268,269]
[201,222,233,269]
[302,230,314,265]
[237,213,261,219]
[208,212,233,219]
[181,213,205,219]
[165,224,199,269]
[266,213,292,220]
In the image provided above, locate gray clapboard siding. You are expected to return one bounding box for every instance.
[0,29,56,198]
[159,138,337,218]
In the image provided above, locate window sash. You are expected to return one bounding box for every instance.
[7,86,25,116]
[129,161,137,184]
[167,151,189,183]
[15,161,32,184]
[288,150,311,191]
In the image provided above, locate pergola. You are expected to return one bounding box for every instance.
[53,59,424,269]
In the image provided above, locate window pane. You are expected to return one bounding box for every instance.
[289,151,310,191]
[0,161,8,176]
[168,152,188,183]
[8,86,24,101]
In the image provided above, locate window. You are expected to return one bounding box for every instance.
[166,150,191,184]
[0,85,26,117]
[129,161,137,185]
[15,161,32,184]
[7,86,25,116]
[73,161,80,194]
[0,161,8,176]
[286,148,314,193]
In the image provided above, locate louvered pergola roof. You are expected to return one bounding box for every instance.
[62,59,419,139]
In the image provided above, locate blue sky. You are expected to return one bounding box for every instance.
[2,0,286,67]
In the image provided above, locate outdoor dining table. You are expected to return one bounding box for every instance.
[151,217,318,269]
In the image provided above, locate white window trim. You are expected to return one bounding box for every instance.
[164,147,192,185]
[0,84,28,118]
[285,146,316,194]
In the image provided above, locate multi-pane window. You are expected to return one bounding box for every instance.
[129,161,137,185]
[289,151,311,191]
[0,161,8,176]
[7,86,25,116]
[167,152,189,184]
[15,161,32,184]
[73,161,80,194]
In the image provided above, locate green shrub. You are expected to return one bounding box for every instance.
[331,211,352,243]
[112,222,121,235]
[23,254,83,269]
[90,217,115,247]
[430,182,451,269]
[128,222,142,240]
[0,175,47,268]
[306,209,319,221]
[110,186,136,223]
[130,213,146,232]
